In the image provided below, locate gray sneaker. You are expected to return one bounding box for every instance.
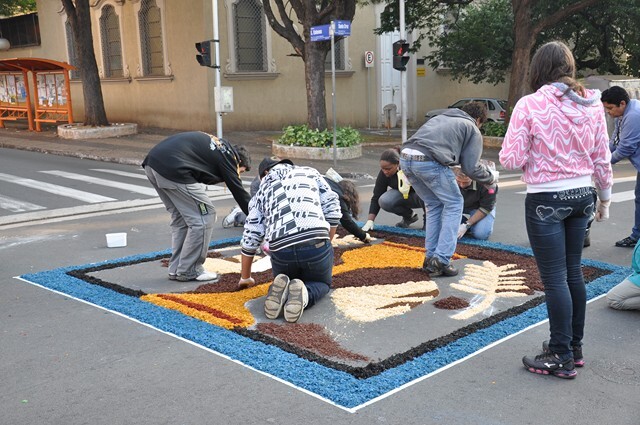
[284,279,309,323]
[264,274,290,319]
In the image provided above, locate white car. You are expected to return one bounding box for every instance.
[425,98,507,122]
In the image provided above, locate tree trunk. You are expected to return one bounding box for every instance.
[304,43,328,130]
[62,0,109,127]
[507,0,536,122]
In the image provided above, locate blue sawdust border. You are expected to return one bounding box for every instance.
[19,226,630,409]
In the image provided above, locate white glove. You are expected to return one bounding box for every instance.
[362,233,372,243]
[595,199,611,222]
[362,220,374,232]
[238,276,255,289]
[457,223,469,239]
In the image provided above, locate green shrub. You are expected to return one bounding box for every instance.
[278,124,362,148]
[482,121,507,137]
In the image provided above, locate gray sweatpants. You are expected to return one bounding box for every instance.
[145,166,216,279]
[606,278,640,310]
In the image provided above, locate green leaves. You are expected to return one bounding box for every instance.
[0,0,36,17]
[278,124,363,148]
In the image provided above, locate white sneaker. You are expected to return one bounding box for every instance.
[264,274,290,319]
[195,271,219,282]
[284,279,309,323]
[222,206,242,228]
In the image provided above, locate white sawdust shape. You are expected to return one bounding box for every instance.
[450,261,528,320]
[332,280,438,323]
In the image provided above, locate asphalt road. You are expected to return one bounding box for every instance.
[1,150,639,424]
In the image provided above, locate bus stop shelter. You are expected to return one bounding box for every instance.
[0,58,75,131]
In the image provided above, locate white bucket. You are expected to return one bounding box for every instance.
[106,232,127,248]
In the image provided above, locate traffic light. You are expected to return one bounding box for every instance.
[195,40,213,68]
[392,40,410,71]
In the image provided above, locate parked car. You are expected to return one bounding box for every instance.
[425,98,507,122]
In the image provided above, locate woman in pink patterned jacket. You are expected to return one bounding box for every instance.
[499,41,613,379]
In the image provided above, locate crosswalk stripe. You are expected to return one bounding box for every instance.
[40,170,158,196]
[611,190,635,203]
[0,194,45,212]
[0,172,115,203]
[91,169,148,179]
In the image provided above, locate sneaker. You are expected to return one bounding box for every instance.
[168,273,177,281]
[176,271,219,282]
[284,279,309,323]
[396,213,419,228]
[222,206,242,228]
[429,256,459,277]
[421,257,436,274]
[583,229,591,248]
[522,351,577,379]
[264,274,290,319]
[615,236,638,247]
[542,340,584,367]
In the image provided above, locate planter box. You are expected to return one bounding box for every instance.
[58,123,138,140]
[272,142,362,160]
[483,136,504,149]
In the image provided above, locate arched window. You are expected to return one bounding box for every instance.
[138,0,165,76]
[99,5,123,78]
[64,20,80,79]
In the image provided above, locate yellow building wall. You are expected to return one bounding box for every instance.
[0,1,508,131]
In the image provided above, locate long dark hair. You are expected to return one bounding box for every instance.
[338,179,360,218]
[529,41,583,95]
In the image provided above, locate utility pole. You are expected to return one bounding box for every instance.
[399,0,407,144]
[211,0,223,138]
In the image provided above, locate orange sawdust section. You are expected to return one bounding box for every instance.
[141,283,269,329]
[333,241,464,275]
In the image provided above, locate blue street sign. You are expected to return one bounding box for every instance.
[334,20,351,36]
[310,24,331,42]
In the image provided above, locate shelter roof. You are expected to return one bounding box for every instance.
[0,58,75,73]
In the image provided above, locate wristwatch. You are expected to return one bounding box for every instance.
[465,222,472,229]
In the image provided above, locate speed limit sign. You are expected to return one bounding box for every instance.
[364,51,374,68]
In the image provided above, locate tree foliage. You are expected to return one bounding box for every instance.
[371,0,617,112]
[264,0,357,130]
[0,0,36,17]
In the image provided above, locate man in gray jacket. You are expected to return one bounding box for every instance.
[400,102,496,276]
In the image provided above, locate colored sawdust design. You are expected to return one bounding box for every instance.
[19,229,629,410]
[332,281,439,322]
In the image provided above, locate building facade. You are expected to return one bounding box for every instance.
[1,0,508,132]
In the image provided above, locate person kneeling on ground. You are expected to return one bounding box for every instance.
[238,158,342,323]
[362,147,425,232]
[606,242,640,310]
[453,167,497,241]
[323,169,372,243]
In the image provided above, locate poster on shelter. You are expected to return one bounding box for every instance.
[37,73,66,108]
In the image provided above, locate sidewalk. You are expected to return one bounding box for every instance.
[0,122,501,180]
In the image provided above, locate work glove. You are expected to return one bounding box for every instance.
[457,223,469,239]
[238,276,255,290]
[362,220,375,232]
[362,233,372,243]
[595,199,611,222]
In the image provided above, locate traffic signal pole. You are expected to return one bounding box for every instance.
[211,0,223,138]
[399,0,407,144]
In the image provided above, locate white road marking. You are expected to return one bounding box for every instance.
[0,172,115,203]
[91,169,148,179]
[41,170,158,196]
[0,194,45,212]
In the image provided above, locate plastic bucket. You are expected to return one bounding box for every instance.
[106,232,127,248]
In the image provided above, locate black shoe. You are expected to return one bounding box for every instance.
[542,340,584,367]
[429,257,458,277]
[583,229,591,248]
[396,213,419,228]
[615,236,638,247]
[421,257,437,274]
[522,351,577,379]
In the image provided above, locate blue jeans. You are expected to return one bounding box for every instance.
[269,240,333,308]
[464,208,496,240]
[633,172,640,239]
[525,187,595,357]
[400,159,462,265]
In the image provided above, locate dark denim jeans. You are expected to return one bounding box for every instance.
[525,187,595,357]
[270,239,333,308]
